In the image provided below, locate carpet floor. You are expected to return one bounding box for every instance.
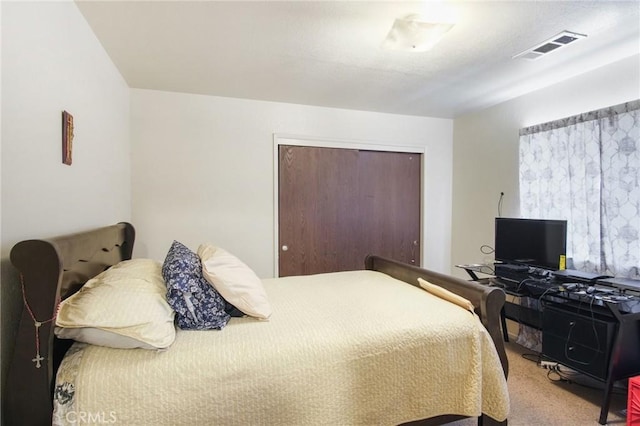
[448,340,629,426]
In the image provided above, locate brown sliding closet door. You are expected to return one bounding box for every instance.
[278,145,421,277]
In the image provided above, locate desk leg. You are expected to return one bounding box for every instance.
[465,269,480,281]
[598,378,615,425]
[500,307,509,342]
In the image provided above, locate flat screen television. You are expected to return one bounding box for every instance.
[494,217,567,271]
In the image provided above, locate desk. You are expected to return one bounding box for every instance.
[455,263,495,281]
[540,292,640,424]
[456,264,640,424]
[455,264,542,330]
[499,285,543,329]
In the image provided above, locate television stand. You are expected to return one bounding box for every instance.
[483,267,640,425]
[541,295,640,424]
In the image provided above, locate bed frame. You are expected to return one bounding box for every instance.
[7,222,508,426]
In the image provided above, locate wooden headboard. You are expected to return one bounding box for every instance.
[7,222,134,425]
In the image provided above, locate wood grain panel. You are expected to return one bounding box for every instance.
[279,145,421,277]
[357,150,421,266]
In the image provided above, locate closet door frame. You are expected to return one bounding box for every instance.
[273,133,425,277]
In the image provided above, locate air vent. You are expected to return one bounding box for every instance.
[513,30,587,60]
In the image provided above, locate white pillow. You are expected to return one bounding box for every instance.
[55,258,176,349]
[54,327,163,350]
[197,243,272,320]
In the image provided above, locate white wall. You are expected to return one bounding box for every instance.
[131,89,453,277]
[1,0,130,410]
[451,54,640,279]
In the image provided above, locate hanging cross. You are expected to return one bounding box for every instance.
[33,321,43,368]
[32,354,44,368]
[20,271,59,371]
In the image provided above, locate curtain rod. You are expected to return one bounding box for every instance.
[520,99,640,136]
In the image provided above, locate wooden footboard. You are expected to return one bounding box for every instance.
[365,255,508,377]
[366,255,509,426]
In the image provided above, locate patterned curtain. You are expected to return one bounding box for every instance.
[519,100,640,279]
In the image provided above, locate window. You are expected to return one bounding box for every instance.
[519,100,640,279]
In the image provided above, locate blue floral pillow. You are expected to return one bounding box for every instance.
[162,240,230,330]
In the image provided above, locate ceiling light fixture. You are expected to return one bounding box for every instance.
[513,30,587,60]
[382,14,455,52]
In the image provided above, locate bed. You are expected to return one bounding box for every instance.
[7,222,509,425]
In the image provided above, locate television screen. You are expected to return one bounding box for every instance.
[494,218,567,271]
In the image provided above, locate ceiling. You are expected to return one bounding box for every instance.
[75,1,640,119]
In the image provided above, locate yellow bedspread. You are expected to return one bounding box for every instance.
[53,270,509,425]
